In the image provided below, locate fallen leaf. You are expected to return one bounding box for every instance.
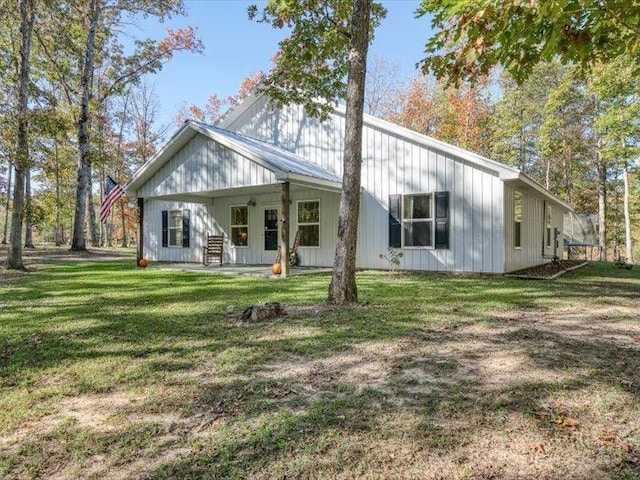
[562,417,580,429]
[553,416,580,429]
[598,430,616,444]
[535,411,549,420]
[529,442,546,456]
[620,442,632,453]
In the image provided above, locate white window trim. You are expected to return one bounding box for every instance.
[401,193,435,249]
[168,209,183,248]
[230,204,250,249]
[514,191,522,250]
[297,199,321,249]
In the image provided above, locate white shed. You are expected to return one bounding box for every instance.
[125,91,572,273]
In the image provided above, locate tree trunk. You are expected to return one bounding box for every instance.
[597,155,607,261]
[87,185,100,246]
[545,158,551,190]
[99,167,106,246]
[107,210,113,247]
[71,0,100,251]
[327,0,370,305]
[622,161,633,264]
[7,0,35,270]
[24,167,34,248]
[120,199,128,247]
[2,162,11,245]
[54,142,63,246]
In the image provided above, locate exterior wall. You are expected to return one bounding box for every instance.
[143,189,340,266]
[223,95,344,177]
[143,200,215,262]
[138,133,276,198]
[224,98,505,273]
[503,184,565,272]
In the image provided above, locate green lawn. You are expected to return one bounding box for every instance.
[1,260,639,479]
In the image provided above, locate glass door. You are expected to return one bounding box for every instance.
[262,207,279,263]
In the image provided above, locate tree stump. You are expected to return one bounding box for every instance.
[241,302,283,322]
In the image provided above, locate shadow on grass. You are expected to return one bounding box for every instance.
[1,261,639,478]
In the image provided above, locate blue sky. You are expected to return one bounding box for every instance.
[134,1,433,129]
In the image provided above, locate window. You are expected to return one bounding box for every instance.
[297,200,320,247]
[546,205,552,248]
[231,206,249,247]
[514,191,522,249]
[162,209,189,248]
[169,210,183,247]
[403,193,433,247]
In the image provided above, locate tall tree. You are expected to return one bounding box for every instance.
[174,72,265,126]
[589,58,640,263]
[130,81,168,165]
[418,1,640,85]
[250,0,386,304]
[38,0,202,251]
[7,0,35,270]
[363,55,399,117]
[1,162,11,245]
[382,73,492,154]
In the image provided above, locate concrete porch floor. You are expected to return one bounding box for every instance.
[151,263,333,278]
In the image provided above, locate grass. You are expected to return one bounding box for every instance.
[1,257,639,479]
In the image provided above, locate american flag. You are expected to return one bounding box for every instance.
[100,175,125,223]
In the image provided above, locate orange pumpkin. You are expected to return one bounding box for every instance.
[272,263,282,275]
[138,258,148,268]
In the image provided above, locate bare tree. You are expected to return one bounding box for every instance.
[364,55,400,117]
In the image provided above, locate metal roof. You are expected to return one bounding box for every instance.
[191,121,342,184]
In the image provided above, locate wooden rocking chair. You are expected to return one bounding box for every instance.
[203,235,224,266]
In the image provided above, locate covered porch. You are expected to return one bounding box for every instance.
[126,120,343,276]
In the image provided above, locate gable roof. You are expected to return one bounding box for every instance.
[125,120,342,197]
[218,90,573,211]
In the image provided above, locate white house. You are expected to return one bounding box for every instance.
[125,90,572,273]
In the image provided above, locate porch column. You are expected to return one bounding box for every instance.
[137,197,144,263]
[280,181,290,277]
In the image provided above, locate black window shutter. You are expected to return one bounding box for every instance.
[161,210,168,247]
[182,209,190,248]
[388,194,401,248]
[435,191,449,249]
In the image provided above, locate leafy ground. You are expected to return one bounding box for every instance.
[1,250,639,479]
[509,260,587,278]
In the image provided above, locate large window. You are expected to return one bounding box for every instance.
[514,191,522,249]
[231,206,249,247]
[403,193,433,247]
[297,200,320,247]
[169,210,183,247]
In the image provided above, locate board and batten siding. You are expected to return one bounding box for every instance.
[144,189,340,266]
[143,200,216,262]
[224,98,505,273]
[208,189,339,266]
[503,184,565,272]
[138,133,276,198]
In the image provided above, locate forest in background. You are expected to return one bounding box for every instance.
[1,1,638,265]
